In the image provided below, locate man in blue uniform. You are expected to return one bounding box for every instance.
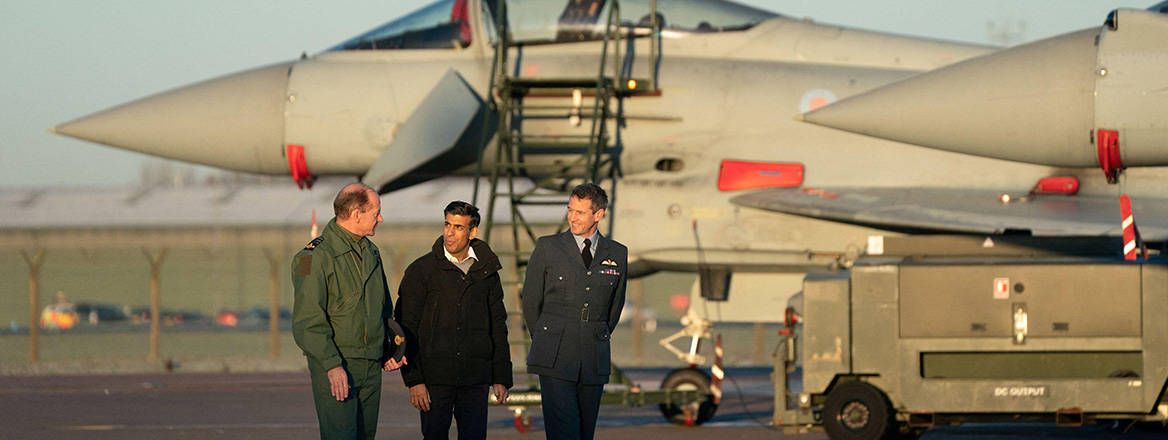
[523,183,627,440]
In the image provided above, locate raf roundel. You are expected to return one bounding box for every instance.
[798,89,838,114]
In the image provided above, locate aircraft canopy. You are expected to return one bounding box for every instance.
[327,0,777,51]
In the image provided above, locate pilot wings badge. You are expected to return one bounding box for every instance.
[601,259,618,267]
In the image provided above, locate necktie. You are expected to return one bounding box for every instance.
[581,238,593,268]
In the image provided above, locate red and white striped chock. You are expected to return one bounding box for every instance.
[710,334,724,405]
[1120,195,1138,261]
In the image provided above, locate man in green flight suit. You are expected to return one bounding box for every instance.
[293,183,407,439]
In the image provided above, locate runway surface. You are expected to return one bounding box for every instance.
[0,368,1163,439]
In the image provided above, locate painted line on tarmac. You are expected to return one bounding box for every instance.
[61,422,421,431]
[2,383,307,395]
[703,421,776,428]
[59,418,777,432]
[67,425,121,431]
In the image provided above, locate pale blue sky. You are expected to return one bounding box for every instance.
[0,0,1147,188]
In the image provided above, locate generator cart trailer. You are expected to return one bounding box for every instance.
[774,235,1168,439]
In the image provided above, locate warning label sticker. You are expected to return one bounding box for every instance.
[993,385,1049,398]
[993,277,1010,299]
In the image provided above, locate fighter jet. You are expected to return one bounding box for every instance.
[778,6,1168,240]
[48,0,1167,350]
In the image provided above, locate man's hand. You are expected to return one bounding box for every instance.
[409,384,431,412]
[326,366,349,401]
[492,384,509,404]
[383,355,407,371]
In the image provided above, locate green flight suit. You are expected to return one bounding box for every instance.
[292,218,391,440]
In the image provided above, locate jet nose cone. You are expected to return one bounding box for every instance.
[52,61,293,174]
[800,28,1100,167]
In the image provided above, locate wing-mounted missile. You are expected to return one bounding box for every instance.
[798,9,1168,183]
[362,69,494,193]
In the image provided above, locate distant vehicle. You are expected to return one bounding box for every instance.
[73,302,128,323]
[41,291,79,330]
[40,305,78,330]
[214,310,240,327]
[243,306,292,322]
[129,307,207,325]
[215,307,291,327]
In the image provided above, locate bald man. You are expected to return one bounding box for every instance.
[293,183,406,439]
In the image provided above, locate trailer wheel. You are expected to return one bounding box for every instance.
[658,368,718,426]
[823,381,895,440]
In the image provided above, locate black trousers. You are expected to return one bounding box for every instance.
[538,375,604,440]
[419,384,488,440]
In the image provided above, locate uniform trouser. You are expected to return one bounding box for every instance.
[307,357,382,440]
[538,375,604,440]
[419,384,489,439]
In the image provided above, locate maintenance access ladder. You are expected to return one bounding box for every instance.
[473,0,659,391]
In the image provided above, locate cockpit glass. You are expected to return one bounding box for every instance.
[327,0,778,51]
[509,0,778,44]
[328,0,473,51]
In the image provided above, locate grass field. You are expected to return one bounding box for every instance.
[0,229,697,328]
[0,321,786,376]
[1,225,790,376]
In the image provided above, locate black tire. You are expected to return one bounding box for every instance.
[823,381,895,440]
[657,368,718,426]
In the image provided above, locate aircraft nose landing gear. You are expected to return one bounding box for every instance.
[512,407,533,433]
[657,367,718,426]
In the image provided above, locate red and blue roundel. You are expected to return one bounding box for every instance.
[798,89,837,114]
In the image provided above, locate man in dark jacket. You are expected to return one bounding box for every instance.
[395,201,512,439]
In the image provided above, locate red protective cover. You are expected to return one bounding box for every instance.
[451,0,471,46]
[1033,177,1079,195]
[286,144,313,189]
[717,160,804,191]
[1097,129,1122,183]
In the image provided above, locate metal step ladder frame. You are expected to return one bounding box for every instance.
[470,0,706,423]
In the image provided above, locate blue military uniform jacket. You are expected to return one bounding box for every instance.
[522,231,627,385]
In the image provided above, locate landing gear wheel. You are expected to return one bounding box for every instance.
[823,381,895,440]
[658,367,718,426]
[512,408,533,433]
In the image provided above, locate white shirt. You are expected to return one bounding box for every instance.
[444,243,478,274]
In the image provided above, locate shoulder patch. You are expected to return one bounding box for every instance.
[304,236,324,250]
[299,255,313,276]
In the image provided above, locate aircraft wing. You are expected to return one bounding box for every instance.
[630,248,843,277]
[731,187,1168,240]
[362,69,493,193]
